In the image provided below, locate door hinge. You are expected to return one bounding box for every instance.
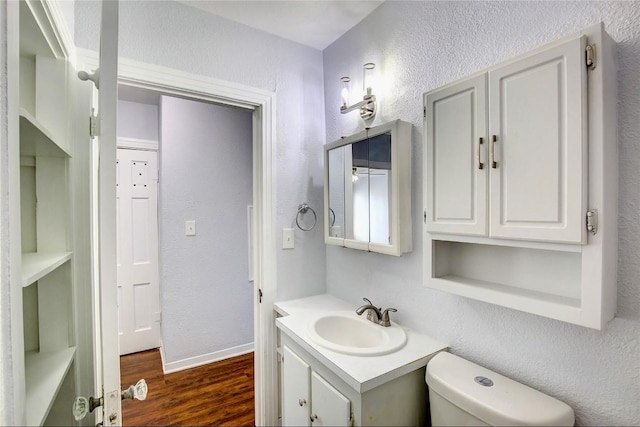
[258,288,263,303]
[423,210,427,224]
[423,106,427,119]
[586,209,598,235]
[586,44,596,70]
[90,109,100,138]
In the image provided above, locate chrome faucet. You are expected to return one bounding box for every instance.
[355,298,397,327]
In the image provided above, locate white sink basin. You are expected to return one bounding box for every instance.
[306,312,407,356]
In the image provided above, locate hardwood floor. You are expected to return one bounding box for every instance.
[120,349,254,426]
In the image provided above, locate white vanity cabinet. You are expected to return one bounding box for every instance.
[282,346,351,427]
[280,338,428,427]
[423,23,618,330]
[426,36,586,244]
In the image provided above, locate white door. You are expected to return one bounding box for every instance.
[116,149,161,355]
[310,371,351,427]
[90,0,122,425]
[488,36,587,244]
[425,73,488,236]
[282,346,311,427]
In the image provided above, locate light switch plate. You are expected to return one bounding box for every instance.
[282,228,294,249]
[185,220,196,236]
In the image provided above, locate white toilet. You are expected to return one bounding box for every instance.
[425,352,574,426]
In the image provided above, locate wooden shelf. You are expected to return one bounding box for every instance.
[19,109,70,158]
[25,347,76,426]
[22,252,72,287]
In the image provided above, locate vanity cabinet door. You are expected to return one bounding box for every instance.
[488,36,587,244]
[310,371,351,426]
[425,74,488,236]
[282,346,311,427]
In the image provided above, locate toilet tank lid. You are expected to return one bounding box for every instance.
[425,352,574,426]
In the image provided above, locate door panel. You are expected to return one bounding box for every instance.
[93,0,122,425]
[489,36,587,243]
[282,346,311,427]
[116,148,161,355]
[426,74,488,236]
[310,371,351,427]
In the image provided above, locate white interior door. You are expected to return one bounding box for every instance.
[116,148,161,355]
[90,0,122,425]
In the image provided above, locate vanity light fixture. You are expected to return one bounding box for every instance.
[340,63,377,120]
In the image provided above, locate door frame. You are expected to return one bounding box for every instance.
[75,49,278,426]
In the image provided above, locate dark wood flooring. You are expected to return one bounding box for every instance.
[120,349,254,426]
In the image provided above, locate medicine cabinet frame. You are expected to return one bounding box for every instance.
[324,119,412,256]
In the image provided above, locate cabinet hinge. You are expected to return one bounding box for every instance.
[586,44,596,70]
[89,109,100,138]
[258,288,263,303]
[586,209,598,235]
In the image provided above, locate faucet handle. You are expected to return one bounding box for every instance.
[362,297,374,305]
[381,308,397,327]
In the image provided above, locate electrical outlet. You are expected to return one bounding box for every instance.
[282,228,294,249]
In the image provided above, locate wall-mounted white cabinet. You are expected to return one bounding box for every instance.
[426,36,586,244]
[9,1,89,425]
[423,23,618,329]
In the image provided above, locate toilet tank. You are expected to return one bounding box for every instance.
[425,352,574,426]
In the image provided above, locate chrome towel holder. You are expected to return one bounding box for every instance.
[296,203,317,231]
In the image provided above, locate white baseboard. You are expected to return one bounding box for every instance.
[162,342,254,374]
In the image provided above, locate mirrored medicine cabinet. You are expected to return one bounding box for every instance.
[324,120,412,256]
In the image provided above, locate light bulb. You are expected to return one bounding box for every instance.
[363,63,376,97]
[340,77,351,108]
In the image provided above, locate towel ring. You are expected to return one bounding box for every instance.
[296,203,317,231]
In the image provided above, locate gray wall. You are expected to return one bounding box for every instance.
[117,100,158,141]
[323,2,640,425]
[75,0,327,302]
[159,95,253,363]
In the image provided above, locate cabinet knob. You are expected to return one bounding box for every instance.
[310,414,318,422]
[298,398,307,407]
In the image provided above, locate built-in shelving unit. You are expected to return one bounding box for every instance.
[12,1,79,425]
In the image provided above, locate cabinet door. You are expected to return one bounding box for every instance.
[488,36,587,243]
[282,346,311,427]
[310,371,351,427]
[425,74,488,236]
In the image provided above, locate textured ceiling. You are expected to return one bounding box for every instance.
[176,1,385,50]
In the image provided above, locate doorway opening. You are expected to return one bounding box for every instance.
[115,84,257,425]
[77,48,279,424]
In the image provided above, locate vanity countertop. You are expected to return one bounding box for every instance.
[275,294,448,393]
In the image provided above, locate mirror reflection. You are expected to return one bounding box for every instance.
[327,131,392,245]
